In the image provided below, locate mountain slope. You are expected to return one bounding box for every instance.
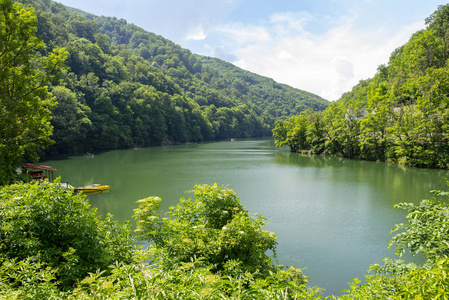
[20,0,329,155]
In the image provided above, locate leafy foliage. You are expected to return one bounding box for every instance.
[0,257,63,299]
[0,0,328,181]
[70,180,325,299]
[0,180,135,290]
[0,0,67,184]
[6,0,449,298]
[389,185,449,263]
[333,258,449,299]
[68,258,322,299]
[273,4,449,169]
[134,184,279,275]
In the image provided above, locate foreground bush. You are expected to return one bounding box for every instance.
[0,180,135,290]
[134,184,281,274]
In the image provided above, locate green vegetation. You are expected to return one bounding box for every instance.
[0,0,67,184]
[273,4,449,169]
[2,180,449,298]
[24,0,326,153]
[134,184,283,276]
[0,180,135,291]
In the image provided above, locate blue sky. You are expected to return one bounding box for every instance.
[56,0,444,101]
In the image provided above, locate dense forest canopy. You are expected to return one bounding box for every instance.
[12,0,328,159]
[273,4,449,169]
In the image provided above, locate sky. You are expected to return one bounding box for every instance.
[56,0,445,101]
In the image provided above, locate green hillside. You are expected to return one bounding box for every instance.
[273,4,449,169]
[16,0,328,156]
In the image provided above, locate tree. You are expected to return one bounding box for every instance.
[2,0,330,159]
[306,110,325,154]
[272,118,290,148]
[426,4,449,62]
[49,86,92,155]
[0,0,67,184]
[322,102,361,158]
[359,81,394,161]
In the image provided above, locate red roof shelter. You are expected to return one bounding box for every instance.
[22,163,57,181]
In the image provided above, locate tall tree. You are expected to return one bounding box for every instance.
[0,0,67,184]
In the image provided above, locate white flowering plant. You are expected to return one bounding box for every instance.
[134,184,292,278]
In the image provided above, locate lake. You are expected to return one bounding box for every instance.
[45,138,449,295]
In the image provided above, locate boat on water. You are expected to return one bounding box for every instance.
[74,184,110,195]
[21,163,109,195]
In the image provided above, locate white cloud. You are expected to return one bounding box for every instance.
[330,57,354,80]
[278,50,296,60]
[269,11,313,33]
[214,23,271,45]
[186,25,207,41]
[229,10,424,101]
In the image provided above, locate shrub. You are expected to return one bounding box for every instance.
[132,184,320,297]
[0,180,135,290]
[134,184,279,274]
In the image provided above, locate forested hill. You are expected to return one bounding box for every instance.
[273,4,449,169]
[198,56,327,116]
[18,0,328,155]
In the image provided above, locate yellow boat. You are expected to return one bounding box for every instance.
[22,163,110,195]
[74,184,110,195]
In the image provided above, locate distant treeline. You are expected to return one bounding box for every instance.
[17,0,328,156]
[273,4,449,169]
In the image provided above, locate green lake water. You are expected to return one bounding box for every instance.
[45,138,449,295]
